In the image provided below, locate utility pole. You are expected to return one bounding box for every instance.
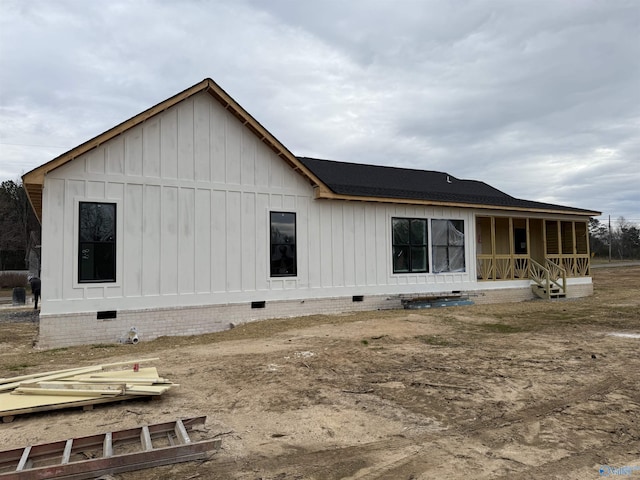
[608,215,612,263]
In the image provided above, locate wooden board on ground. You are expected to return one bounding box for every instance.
[0,360,176,422]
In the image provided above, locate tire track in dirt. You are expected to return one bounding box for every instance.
[196,375,625,479]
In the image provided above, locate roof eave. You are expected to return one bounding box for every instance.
[314,188,601,217]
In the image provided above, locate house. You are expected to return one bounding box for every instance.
[22,78,600,348]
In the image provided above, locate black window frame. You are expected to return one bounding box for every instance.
[270,211,297,277]
[431,219,466,273]
[392,217,428,274]
[78,201,117,283]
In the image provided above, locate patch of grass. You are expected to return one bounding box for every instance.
[361,339,369,345]
[7,363,34,371]
[91,343,118,349]
[44,347,69,354]
[416,335,456,347]
[478,323,525,333]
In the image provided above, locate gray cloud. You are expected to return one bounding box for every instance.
[1,0,638,224]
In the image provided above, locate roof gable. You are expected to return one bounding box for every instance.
[22,78,325,221]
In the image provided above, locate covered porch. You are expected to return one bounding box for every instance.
[476,216,591,288]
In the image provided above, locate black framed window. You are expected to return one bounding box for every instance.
[78,202,116,283]
[392,218,428,273]
[432,219,465,273]
[270,212,296,277]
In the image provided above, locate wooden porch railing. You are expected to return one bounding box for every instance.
[477,254,529,280]
[477,254,589,281]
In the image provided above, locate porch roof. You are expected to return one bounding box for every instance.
[299,157,601,216]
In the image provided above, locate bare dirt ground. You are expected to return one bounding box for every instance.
[1,267,639,479]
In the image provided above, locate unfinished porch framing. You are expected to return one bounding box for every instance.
[476,215,591,282]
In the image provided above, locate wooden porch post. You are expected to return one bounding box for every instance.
[491,217,496,280]
[508,217,514,279]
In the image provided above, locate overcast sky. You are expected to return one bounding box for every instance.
[1,0,638,225]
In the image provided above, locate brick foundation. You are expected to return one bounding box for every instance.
[36,282,594,349]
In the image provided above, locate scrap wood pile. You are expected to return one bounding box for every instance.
[0,358,177,422]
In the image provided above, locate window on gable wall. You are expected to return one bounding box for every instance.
[270,212,296,277]
[78,202,116,283]
[432,219,465,273]
[392,218,428,273]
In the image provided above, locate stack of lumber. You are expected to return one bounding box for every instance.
[0,358,177,422]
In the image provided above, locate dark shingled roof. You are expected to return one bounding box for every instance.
[298,157,598,215]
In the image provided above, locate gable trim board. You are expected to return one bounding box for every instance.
[22,79,599,349]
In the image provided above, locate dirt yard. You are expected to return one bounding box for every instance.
[1,267,639,479]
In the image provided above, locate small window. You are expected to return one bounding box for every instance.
[79,202,116,283]
[392,218,428,273]
[432,219,465,273]
[270,212,296,277]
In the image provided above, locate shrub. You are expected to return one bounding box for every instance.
[0,271,28,289]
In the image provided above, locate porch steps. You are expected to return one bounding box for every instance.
[531,283,566,300]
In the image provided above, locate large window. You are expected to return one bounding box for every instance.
[432,219,465,273]
[392,218,428,273]
[78,202,116,283]
[270,212,296,277]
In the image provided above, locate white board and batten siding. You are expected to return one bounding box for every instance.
[41,91,476,316]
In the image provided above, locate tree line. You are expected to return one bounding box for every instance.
[0,180,40,270]
[590,217,640,260]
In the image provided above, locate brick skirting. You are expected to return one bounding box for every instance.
[36,282,594,349]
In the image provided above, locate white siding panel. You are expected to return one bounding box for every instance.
[179,188,195,294]
[124,184,143,297]
[87,181,105,199]
[194,94,211,183]
[331,203,344,287]
[255,148,269,187]
[125,127,143,177]
[178,100,195,181]
[143,185,161,296]
[241,131,256,186]
[108,182,125,298]
[195,189,211,293]
[242,192,256,291]
[161,186,178,295]
[342,203,355,287]
[143,119,161,178]
[353,203,366,286]
[226,191,242,291]
[226,117,242,185]
[296,195,310,288]
[283,195,296,210]
[255,193,269,290]
[319,203,332,287]
[365,207,377,286]
[211,190,226,293]
[161,108,178,179]
[65,180,85,300]
[86,148,105,174]
[375,206,388,285]
[269,155,284,189]
[106,137,124,175]
[307,200,321,288]
[43,178,65,302]
[210,101,226,183]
